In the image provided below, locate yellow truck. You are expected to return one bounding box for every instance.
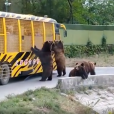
[0,11,67,85]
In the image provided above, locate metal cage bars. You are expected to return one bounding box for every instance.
[1,18,56,53]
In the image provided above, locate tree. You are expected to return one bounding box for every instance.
[0,0,6,11]
[20,0,114,25]
[84,0,114,25]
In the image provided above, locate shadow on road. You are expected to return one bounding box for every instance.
[8,73,42,84]
[8,72,57,84]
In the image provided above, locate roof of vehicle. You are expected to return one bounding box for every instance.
[0,11,57,23]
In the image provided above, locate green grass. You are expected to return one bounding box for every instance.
[0,87,96,114]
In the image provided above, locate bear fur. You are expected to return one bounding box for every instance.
[31,41,53,81]
[75,61,96,75]
[51,40,66,77]
[55,40,64,53]
[69,63,88,79]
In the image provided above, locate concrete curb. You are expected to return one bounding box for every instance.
[56,75,114,91]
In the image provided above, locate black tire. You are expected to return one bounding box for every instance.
[0,64,11,85]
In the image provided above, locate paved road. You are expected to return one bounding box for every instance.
[0,67,114,101]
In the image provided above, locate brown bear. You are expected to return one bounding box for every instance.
[55,40,65,53]
[31,41,53,81]
[69,63,88,79]
[75,61,96,75]
[51,40,66,77]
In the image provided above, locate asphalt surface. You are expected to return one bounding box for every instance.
[0,67,114,101]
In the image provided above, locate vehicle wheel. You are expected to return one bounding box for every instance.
[0,64,11,85]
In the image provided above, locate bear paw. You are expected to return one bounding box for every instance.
[57,75,61,77]
[47,79,52,81]
[39,79,46,81]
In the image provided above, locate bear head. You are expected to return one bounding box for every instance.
[51,40,64,53]
[73,62,88,79]
[41,41,53,52]
[88,61,96,69]
[92,62,96,66]
[57,40,64,49]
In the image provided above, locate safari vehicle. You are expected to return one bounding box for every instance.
[0,11,67,85]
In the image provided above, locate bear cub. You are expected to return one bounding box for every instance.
[75,61,96,75]
[69,62,88,79]
[69,60,96,79]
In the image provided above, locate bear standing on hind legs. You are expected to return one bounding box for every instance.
[51,40,66,77]
[31,41,53,81]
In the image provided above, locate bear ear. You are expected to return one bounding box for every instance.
[48,41,52,43]
[81,63,84,67]
[75,63,78,65]
[60,40,63,43]
[45,41,48,43]
[94,62,96,65]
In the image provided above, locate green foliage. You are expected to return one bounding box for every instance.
[20,0,89,24]
[19,0,114,24]
[64,44,114,58]
[0,87,97,114]
[0,88,73,114]
[84,0,114,25]
[0,0,113,24]
[0,0,5,11]
[21,0,69,23]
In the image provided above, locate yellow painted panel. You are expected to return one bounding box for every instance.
[0,52,57,78]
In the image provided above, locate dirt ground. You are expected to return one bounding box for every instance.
[65,54,114,67]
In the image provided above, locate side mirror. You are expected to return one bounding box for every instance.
[64,30,67,37]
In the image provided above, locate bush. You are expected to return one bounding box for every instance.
[64,44,114,58]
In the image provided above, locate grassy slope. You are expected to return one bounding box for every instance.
[0,87,96,114]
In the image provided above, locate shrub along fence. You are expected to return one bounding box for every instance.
[60,24,114,57]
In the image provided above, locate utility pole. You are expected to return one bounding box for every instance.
[4,0,11,12]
